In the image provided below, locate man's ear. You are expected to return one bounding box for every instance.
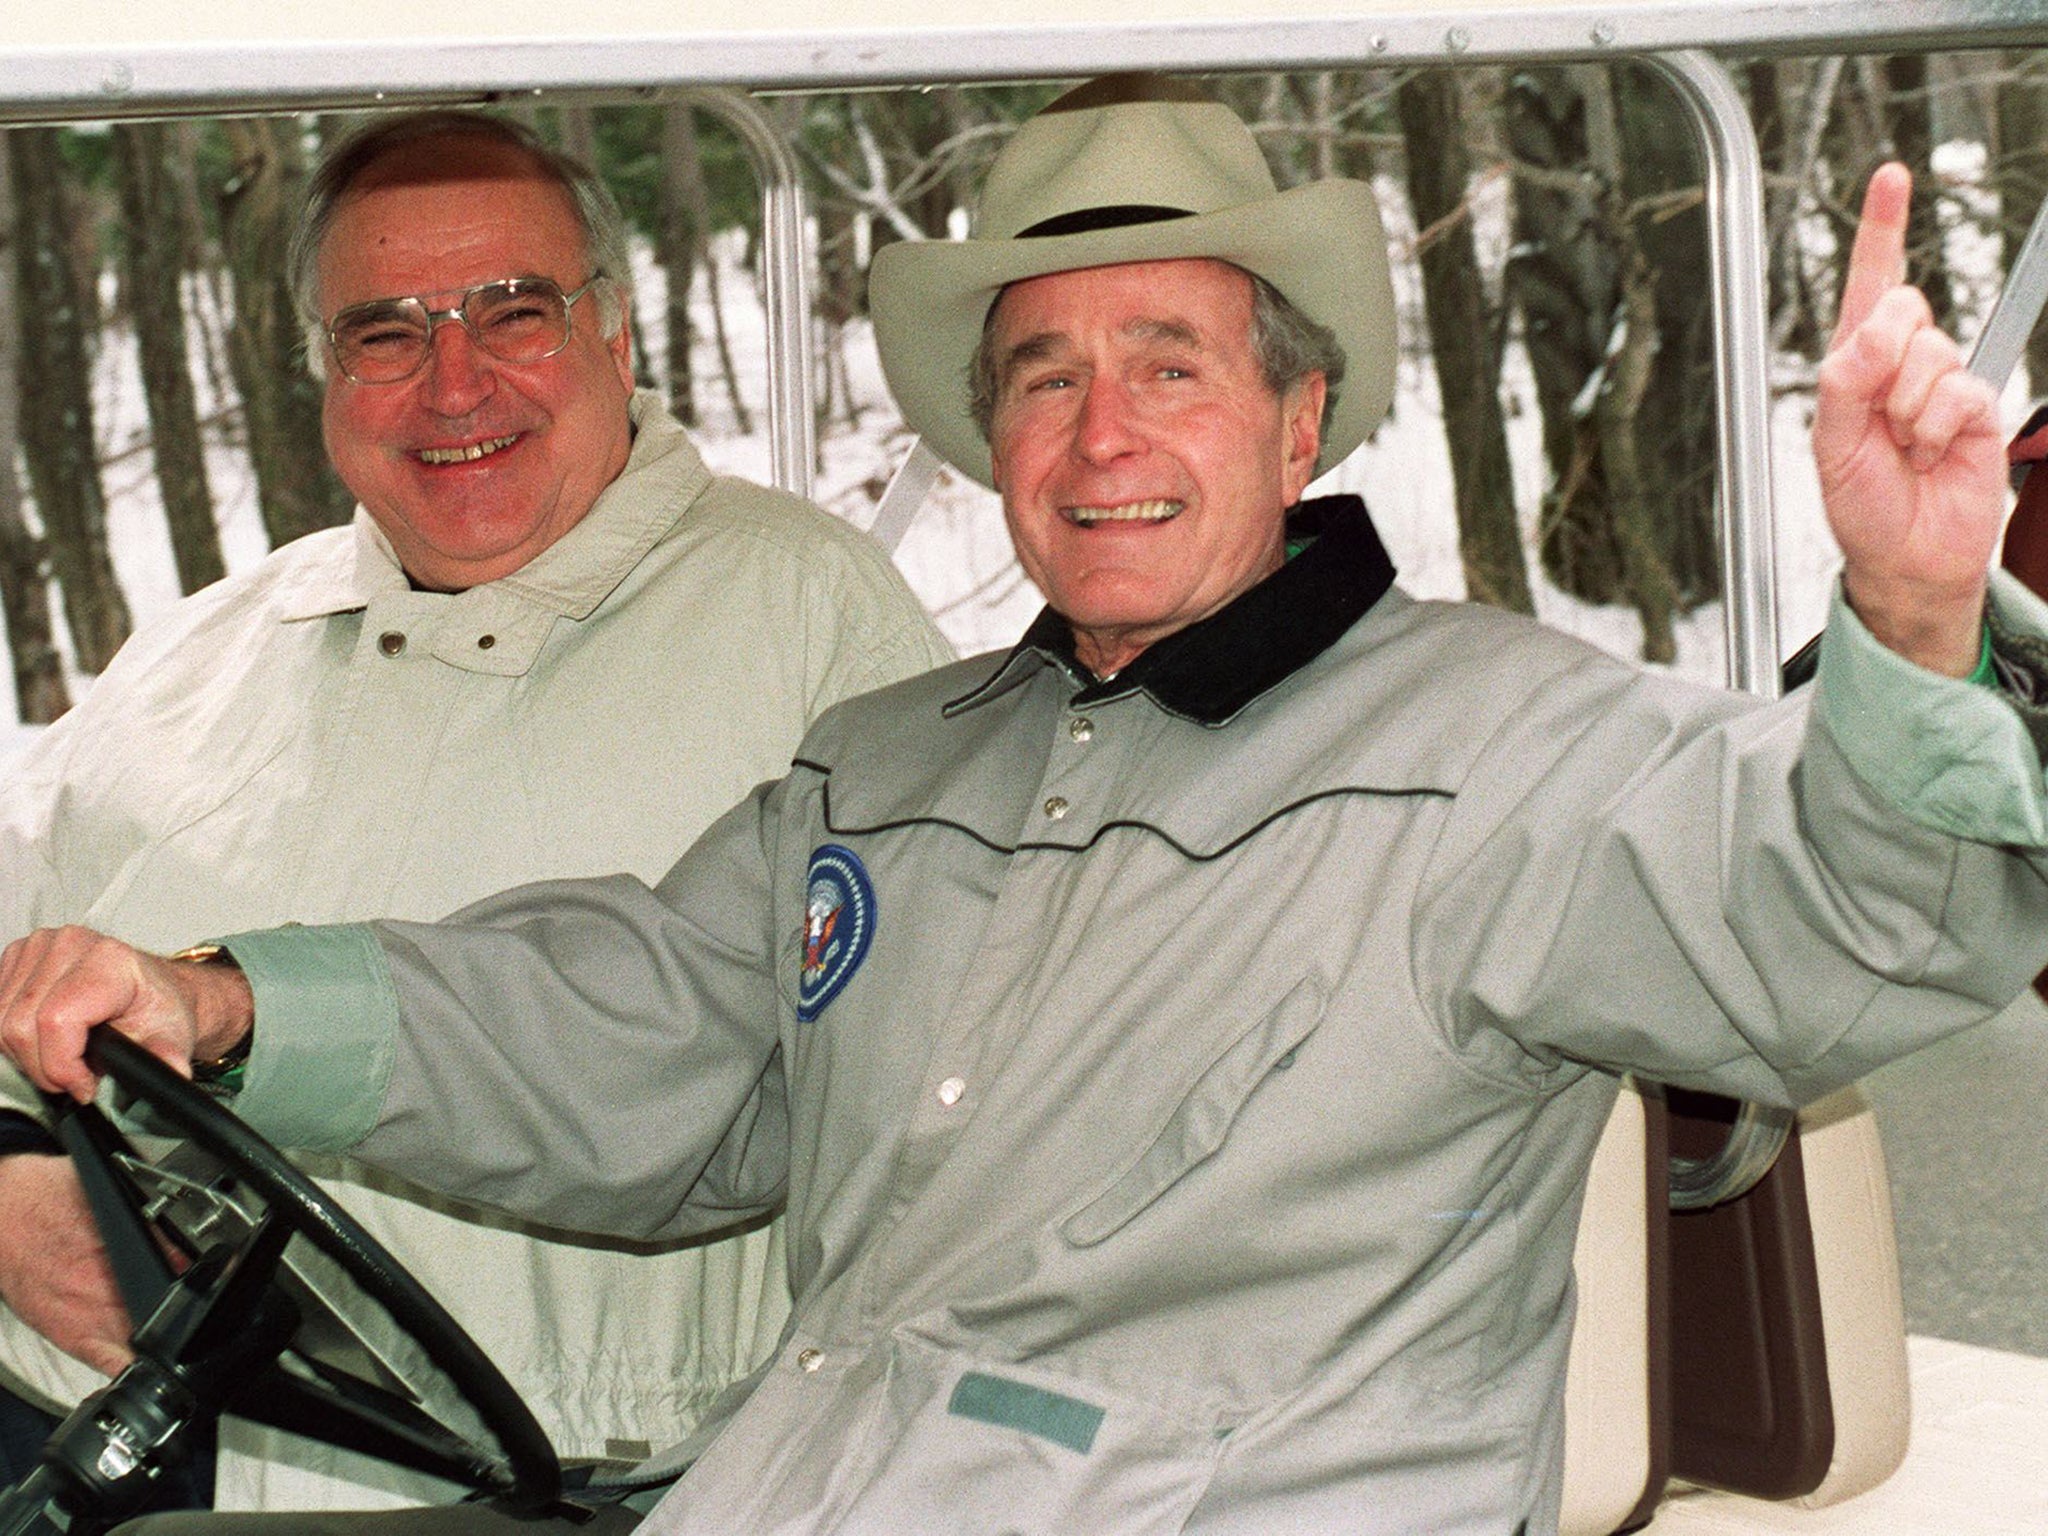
[608,310,635,391]
[1282,372,1327,502]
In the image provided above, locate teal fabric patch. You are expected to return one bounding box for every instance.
[219,922,399,1152]
[948,1371,1105,1455]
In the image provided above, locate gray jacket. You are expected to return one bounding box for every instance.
[225,499,2048,1535]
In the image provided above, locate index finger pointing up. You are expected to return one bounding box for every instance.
[1831,161,1914,349]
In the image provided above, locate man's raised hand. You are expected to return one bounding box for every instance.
[1812,162,2005,676]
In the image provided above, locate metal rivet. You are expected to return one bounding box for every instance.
[796,1348,824,1373]
[1445,25,1470,51]
[937,1076,966,1108]
[477,634,496,650]
[1068,717,1094,742]
[378,632,406,657]
[1043,796,1069,820]
[1591,20,1617,46]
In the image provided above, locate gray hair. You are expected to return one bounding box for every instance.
[288,110,634,375]
[966,265,1346,443]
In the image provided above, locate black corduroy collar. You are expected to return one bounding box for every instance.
[949,494,1396,726]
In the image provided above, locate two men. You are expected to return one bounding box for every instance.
[10,74,2048,1535]
[0,111,949,1512]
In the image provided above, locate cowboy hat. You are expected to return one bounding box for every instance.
[868,73,1397,490]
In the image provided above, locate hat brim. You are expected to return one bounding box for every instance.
[868,177,1396,491]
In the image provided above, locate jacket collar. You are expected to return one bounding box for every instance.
[275,390,710,623]
[947,494,1396,725]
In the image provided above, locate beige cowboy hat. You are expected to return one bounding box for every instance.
[868,73,1397,491]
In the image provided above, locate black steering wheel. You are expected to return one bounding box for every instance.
[0,1027,562,1534]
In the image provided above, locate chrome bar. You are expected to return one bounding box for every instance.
[1646,50,1794,1210]
[1649,49,1780,701]
[680,87,815,498]
[1969,187,2048,391]
[869,438,946,554]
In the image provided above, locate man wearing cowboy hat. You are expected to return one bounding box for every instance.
[13,75,2048,1536]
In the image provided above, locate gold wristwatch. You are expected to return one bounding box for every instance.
[170,943,251,1087]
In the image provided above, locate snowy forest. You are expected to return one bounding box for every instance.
[1,52,2045,728]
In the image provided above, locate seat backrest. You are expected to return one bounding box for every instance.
[1563,1082,1908,1535]
[1781,1085,1911,1505]
[1560,1081,1668,1535]
[1662,1084,1909,1508]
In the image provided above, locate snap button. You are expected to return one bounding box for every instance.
[936,1076,966,1108]
[1043,796,1069,820]
[1069,717,1094,742]
[477,634,496,651]
[378,631,406,657]
[796,1348,825,1373]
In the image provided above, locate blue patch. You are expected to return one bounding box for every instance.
[797,844,875,1022]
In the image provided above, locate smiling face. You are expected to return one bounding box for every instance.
[316,134,635,591]
[985,258,1324,677]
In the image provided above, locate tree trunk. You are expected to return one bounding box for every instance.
[556,109,597,174]
[1505,67,1684,658]
[1594,243,1680,663]
[170,123,240,444]
[1615,63,1719,607]
[0,141,71,722]
[112,122,225,596]
[1505,65,1625,606]
[8,127,130,675]
[218,118,353,547]
[1751,60,1821,359]
[658,107,708,429]
[1396,70,1530,614]
[1883,53,1959,331]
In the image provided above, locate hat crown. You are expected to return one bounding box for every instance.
[975,94,1280,242]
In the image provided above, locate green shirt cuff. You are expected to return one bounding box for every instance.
[1816,576,2048,846]
[1968,622,1997,688]
[216,923,400,1153]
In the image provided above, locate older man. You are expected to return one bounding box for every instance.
[8,75,2048,1536]
[0,110,950,1514]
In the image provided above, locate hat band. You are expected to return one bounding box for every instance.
[1014,204,1193,239]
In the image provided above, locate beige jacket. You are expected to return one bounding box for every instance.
[0,392,952,1511]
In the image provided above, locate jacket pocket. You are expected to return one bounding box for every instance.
[835,1326,1222,1536]
[1060,976,1327,1248]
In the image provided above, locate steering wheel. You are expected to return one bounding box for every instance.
[0,1028,562,1534]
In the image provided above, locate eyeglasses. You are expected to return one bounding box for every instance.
[324,274,606,385]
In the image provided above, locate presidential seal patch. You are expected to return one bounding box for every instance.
[797,844,874,1022]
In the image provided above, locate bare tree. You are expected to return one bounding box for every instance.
[8,127,129,675]
[662,107,751,435]
[0,141,70,722]
[1883,53,1960,330]
[1614,63,1718,610]
[112,122,225,596]
[167,121,238,419]
[1505,69,1626,604]
[1755,57,1845,360]
[657,110,702,428]
[1503,67,1682,660]
[1395,69,1531,614]
[218,117,353,547]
